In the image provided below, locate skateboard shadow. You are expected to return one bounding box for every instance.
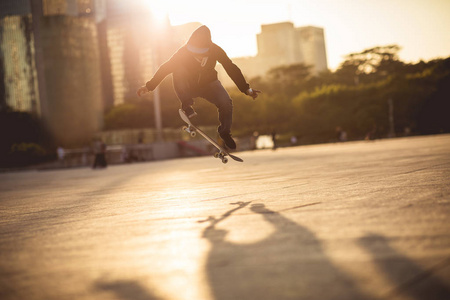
[202,203,375,300]
[359,234,450,300]
[94,279,162,300]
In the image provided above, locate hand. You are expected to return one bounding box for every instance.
[137,86,149,97]
[246,88,261,99]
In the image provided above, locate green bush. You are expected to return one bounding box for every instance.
[7,143,47,167]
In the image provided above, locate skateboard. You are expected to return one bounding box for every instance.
[179,109,243,163]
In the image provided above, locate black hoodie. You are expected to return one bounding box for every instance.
[145,26,250,94]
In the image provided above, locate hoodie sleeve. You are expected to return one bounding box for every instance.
[145,53,179,91]
[215,45,250,94]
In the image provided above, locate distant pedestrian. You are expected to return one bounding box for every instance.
[290,136,298,146]
[404,126,411,136]
[92,139,107,169]
[250,131,259,150]
[336,126,347,142]
[82,146,89,166]
[365,125,377,141]
[339,130,347,142]
[336,126,342,142]
[271,130,277,150]
[57,146,65,167]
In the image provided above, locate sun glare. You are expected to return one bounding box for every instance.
[146,0,198,25]
[146,0,170,26]
[147,0,227,26]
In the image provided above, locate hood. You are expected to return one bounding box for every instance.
[186,25,212,54]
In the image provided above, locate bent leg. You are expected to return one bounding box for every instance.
[201,80,233,134]
[172,68,195,109]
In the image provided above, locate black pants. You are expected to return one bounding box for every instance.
[173,69,233,135]
[93,153,107,168]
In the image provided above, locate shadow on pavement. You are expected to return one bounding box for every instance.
[359,234,450,300]
[94,279,162,300]
[202,203,375,300]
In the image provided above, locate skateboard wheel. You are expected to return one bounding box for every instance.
[190,131,196,137]
[222,157,228,164]
[214,152,220,158]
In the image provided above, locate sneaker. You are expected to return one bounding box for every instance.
[220,132,236,149]
[182,105,197,118]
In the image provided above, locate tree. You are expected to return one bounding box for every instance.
[104,100,154,130]
[335,45,404,84]
[263,63,312,97]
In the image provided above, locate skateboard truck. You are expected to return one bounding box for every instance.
[183,125,197,137]
[214,152,228,164]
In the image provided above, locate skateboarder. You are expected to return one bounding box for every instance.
[137,25,260,149]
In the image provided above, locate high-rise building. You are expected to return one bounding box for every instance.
[257,22,302,68]
[219,22,328,86]
[35,0,105,146]
[296,26,328,74]
[0,0,39,113]
[0,0,106,147]
[103,0,173,107]
[104,0,149,106]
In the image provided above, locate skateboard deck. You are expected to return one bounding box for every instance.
[179,109,243,163]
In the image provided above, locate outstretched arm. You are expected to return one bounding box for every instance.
[137,59,175,97]
[216,45,261,99]
[216,46,250,93]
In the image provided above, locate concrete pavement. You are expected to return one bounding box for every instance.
[1,134,450,300]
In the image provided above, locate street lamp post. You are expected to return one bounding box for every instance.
[152,41,163,142]
[388,98,395,138]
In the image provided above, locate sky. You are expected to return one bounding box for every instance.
[149,0,450,70]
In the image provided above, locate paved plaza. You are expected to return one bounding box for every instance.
[1,134,449,300]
